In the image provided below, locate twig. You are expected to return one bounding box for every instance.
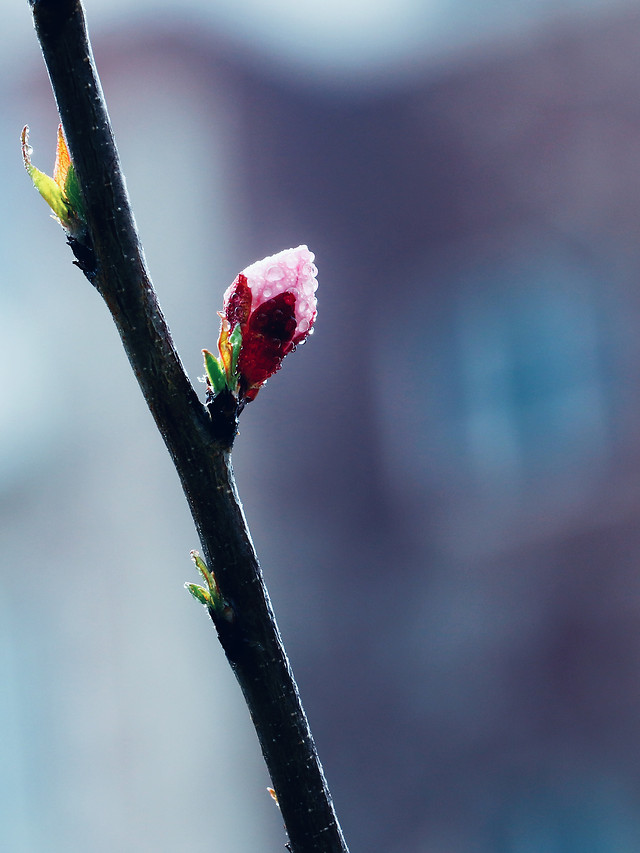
[28,1,349,850]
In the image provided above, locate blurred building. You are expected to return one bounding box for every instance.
[4,2,640,852]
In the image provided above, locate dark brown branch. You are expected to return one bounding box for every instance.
[29,1,349,850]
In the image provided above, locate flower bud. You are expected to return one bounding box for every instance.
[21,124,85,236]
[208,245,318,403]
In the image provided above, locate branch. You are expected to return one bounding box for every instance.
[28,1,349,850]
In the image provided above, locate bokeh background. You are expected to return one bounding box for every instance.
[3,0,640,850]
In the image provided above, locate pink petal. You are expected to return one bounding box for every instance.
[224,245,318,344]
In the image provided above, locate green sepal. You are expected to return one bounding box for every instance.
[26,163,70,223]
[191,550,211,583]
[187,550,229,617]
[228,324,242,383]
[63,163,86,223]
[185,583,211,606]
[203,349,227,394]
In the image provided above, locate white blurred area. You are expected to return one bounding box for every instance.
[1,9,264,853]
[2,0,636,80]
[5,1,640,852]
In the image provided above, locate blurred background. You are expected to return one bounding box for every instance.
[3,0,640,850]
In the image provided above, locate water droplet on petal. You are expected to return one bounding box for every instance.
[266,265,284,282]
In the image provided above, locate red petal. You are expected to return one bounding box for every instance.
[238,292,297,395]
[225,274,252,328]
[248,291,296,340]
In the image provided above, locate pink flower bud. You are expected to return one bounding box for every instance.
[221,245,318,401]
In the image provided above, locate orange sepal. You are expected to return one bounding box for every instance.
[53,124,72,189]
[217,313,234,378]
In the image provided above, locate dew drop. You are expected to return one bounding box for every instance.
[266,265,284,283]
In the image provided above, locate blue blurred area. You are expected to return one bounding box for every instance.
[4,1,640,851]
